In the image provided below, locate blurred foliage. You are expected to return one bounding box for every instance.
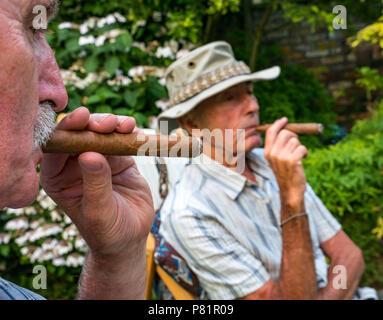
[351,15,383,48]
[56,0,240,44]
[304,101,383,288]
[356,67,383,106]
[254,64,340,148]
[47,14,172,127]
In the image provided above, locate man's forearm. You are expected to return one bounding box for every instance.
[318,246,365,300]
[77,242,147,300]
[275,197,317,299]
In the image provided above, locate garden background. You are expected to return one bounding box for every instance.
[0,0,383,299]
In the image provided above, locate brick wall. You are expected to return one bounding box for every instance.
[261,11,383,124]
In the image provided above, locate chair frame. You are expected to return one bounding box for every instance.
[145,233,195,300]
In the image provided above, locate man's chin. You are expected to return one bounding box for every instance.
[7,171,40,209]
[245,135,263,152]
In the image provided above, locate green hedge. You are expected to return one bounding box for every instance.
[304,103,383,288]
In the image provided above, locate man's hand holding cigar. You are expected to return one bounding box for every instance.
[40,107,155,299]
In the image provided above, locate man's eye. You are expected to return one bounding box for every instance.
[226,96,234,101]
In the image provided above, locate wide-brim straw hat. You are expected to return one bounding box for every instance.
[157,41,281,135]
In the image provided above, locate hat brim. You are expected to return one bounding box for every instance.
[157,66,281,135]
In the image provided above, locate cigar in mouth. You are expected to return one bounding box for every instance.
[255,123,323,135]
[43,130,202,158]
[42,123,322,157]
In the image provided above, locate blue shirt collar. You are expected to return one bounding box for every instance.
[193,148,273,200]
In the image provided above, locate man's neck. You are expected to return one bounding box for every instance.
[242,161,256,183]
[201,142,256,183]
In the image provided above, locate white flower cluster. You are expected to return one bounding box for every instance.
[5,217,29,230]
[58,13,129,48]
[58,13,127,33]
[61,63,166,90]
[37,189,57,211]
[61,69,110,90]
[0,233,11,245]
[1,188,88,268]
[155,47,174,59]
[57,13,195,109]
[128,65,166,83]
[79,29,128,47]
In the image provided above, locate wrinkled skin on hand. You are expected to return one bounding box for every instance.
[40,107,155,260]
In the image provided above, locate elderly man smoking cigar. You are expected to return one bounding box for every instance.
[155,41,378,300]
[0,0,154,300]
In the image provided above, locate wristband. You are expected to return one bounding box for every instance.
[280,212,308,227]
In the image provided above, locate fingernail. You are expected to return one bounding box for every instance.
[81,161,102,172]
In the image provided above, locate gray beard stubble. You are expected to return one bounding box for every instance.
[33,102,57,150]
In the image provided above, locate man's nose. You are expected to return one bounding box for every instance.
[38,40,68,112]
[245,94,259,114]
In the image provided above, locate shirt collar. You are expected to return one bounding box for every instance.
[193,149,273,200]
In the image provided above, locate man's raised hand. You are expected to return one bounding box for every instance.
[40,107,155,263]
[264,117,308,206]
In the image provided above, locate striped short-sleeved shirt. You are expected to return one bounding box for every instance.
[159,148,342,300]
[0,277,45,300]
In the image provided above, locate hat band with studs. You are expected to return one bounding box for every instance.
[168,61,250,108]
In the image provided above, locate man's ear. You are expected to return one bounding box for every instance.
[177,116,197,136]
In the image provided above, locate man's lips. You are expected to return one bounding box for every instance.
[245,125,259,133]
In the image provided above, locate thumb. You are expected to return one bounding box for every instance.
[78,152,114,215]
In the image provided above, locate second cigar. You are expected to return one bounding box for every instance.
[43,123,322,157]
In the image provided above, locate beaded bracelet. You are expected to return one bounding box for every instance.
[280,212,308,227]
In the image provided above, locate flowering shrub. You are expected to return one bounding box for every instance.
[47,12,193,127]
[0,189,85,299]
[0,190,86,268]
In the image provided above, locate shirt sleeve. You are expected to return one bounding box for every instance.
[161,207,271,300]
[305,184,342,244]
[0,277,45,300]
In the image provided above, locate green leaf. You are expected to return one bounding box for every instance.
[0,245,10,257]
[133,112,147,127]
[114,108,132,116]
[84,55,99,73]
[95,105,113,113]
[119,33,133,49]
[124,90,137,107]
[65,38,80,52]
[67,92,82,111]
[105,56,120,76]
[86,95,102,105]
[148,80,167,99]
[98,87,121,100]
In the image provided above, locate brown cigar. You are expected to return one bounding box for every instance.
[43,123,322,157]
[43,130,202,158]
[255,123,323,135]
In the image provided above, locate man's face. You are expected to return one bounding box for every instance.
[194,82,262,155]
[0,0,67,209]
